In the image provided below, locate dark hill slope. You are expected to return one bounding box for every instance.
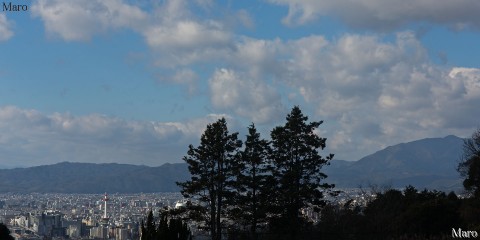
[0,136,466,193]
[0,162,189,193]
[324,135,464,190]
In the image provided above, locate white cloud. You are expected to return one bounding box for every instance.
[0,13,13,41]
[144,20,232,66]
[236,9,255,29]
[0,106,230,167]
[205,30,479,160]
[144,20,230,50]
[435,68,480,128]
[141,0,234,67]
[170,69,199,95]
[32,0,147,41]
[281,33,480,160]
[209,68,285,124]
[267,0,480,30]
[146,27,479,160]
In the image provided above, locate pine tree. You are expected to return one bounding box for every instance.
[233,124,271,239]
[157,212,169,239]
[177,118,242,240]
[141,220,146,240]
[269,106,334,239]
[141,210,157,240]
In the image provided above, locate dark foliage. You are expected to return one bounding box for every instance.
[0,223,14,240]
[175,107,334,240]
[141,210,192,240]
[267,106,334,239]
[141,211,157,240]
[177,118,242,240]
[458,128,480,197]
[230,124,271,240]
[172,107,479,240]
[315,186,480,239]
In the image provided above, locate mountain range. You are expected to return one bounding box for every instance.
[0,135,466,193]
[324,135,464,191]
[0,162,189,193]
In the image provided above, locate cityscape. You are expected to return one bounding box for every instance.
[0,192,183,239]
[0,189,374,240]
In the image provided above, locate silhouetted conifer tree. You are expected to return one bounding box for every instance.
[141,210,156,240]
[268,106,334,239]
[177,118,242,240]
[231,124,271,240]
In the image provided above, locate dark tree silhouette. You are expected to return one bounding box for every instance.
[318,186,463,239]
[158,211,192,240]
[231,124,271,239]
[458,128,480,197]
[141,210,156,240]
[0,223,14,240]
[141,210,192,240]
[268,106,334,239]
[177,118,242,240]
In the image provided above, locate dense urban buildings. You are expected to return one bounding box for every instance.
[0,189,377,240]
[0,192,183,240]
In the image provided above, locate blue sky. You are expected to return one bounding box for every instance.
[0,0,479,168]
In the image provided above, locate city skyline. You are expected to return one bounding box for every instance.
[0,191,184,239]
[0,0,479,167]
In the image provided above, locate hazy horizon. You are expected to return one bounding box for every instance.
[0,134,465,169]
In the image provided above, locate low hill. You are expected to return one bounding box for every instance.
[0,135,466,193]
[0,162,189,193]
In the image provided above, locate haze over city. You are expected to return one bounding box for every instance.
[1,0,479,168]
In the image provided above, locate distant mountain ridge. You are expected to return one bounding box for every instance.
[324,135,464,190]
[0,162,189,193]
[0,135,466,193]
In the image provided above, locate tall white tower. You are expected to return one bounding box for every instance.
[101,193,110,226]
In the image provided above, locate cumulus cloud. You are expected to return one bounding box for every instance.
[144,21,230,50]
[142,0,233,67]
[0,106,230,167]
[436,68,480,128]
[144,20,232,66]
[200,31,479,160]
[0,13,13,41]
[31,0,147,41]
[281,33,480,159]
[267,0,480,30]
[209,68,285,124]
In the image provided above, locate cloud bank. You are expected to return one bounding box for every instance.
[0,106,230,167]
[31,0,147,41]
[224,32,480,158]
[267,0,480,30]
[20,0,480,162]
